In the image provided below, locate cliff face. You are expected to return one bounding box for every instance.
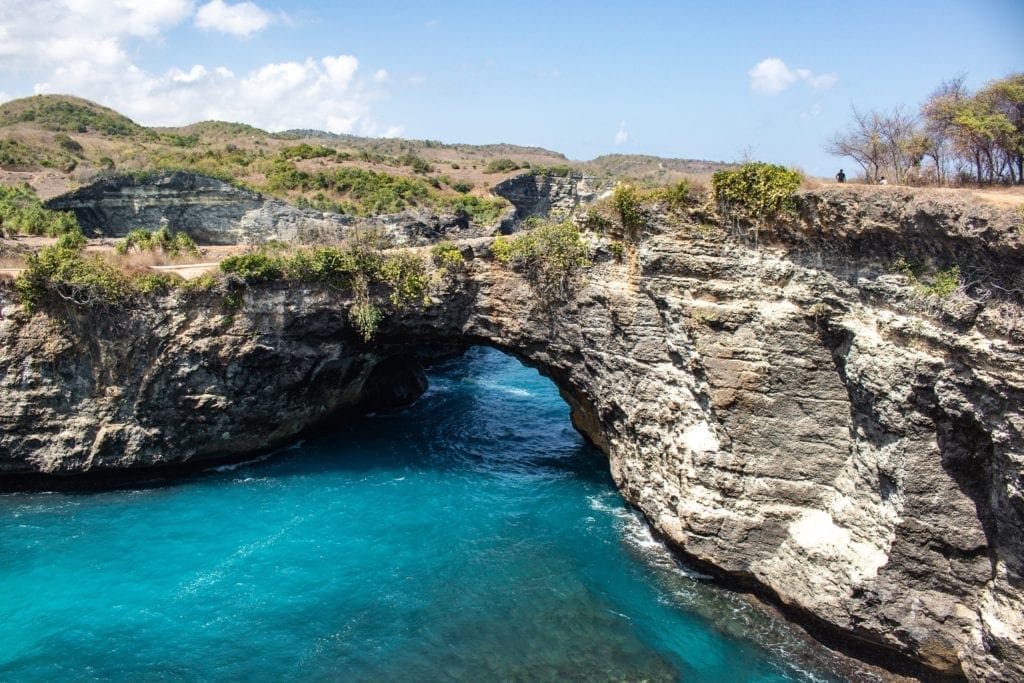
[492,172,612,222]
[2,187,1023,680]
[44,171,493,245]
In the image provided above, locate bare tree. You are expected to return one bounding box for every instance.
[826,107,887,181]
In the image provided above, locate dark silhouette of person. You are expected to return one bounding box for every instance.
[836,169,846,183]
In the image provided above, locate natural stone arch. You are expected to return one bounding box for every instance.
[2,188,1023,680]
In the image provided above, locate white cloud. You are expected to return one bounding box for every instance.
[195,0,272,37]
[799,103,823,121]
[372,69,389,83]
[614,121,628,146]
[0,0,401,136]
[749,57,837,95]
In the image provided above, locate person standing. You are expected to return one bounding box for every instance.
[836,169,846,183]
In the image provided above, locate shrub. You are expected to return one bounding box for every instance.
[611,184,645,233]
[219,251,286,282]
[54,133,83,154]
[0,183,80,236]
[492,220,589,297]
[399,154,434,174]
[483,158,520,174]
[349,302,384,342]
[442,195,507,224]
[431,241,465,272]
[15,231,135,310]
[895,257,961,298]
[379,251,429,306]
[115,227,199,257]
[278,143,335,160]
[451,180,473,193]
[711,162,802,223]
[660,179,691,210]
[609,241,625,262]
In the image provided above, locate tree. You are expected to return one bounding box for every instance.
[827,106,923,183]
[921,75,969,184]
[826,107,887,181]
[978,73,1024,184]
[922,73,1022,184]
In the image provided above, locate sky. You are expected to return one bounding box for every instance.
[0,0,1021,176]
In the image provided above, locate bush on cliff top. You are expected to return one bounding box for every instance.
[0,183,80,237]
[219,242,431,340]
[492,220,589,297]
[15,232,137,311]
[711,162,802,223]
[116,227,200,258]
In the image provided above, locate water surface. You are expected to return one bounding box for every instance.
[1,347,869,681]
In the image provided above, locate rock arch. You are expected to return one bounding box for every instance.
[2,189,1023,680]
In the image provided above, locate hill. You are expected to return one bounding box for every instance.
[0,94,734,208]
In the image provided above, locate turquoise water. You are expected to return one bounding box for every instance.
[1,347,864,682]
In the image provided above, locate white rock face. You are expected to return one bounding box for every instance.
[3,187,1023,680]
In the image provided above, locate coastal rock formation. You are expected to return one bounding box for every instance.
[492,172,612,222]
[2,187,1022,680]
[44,171,493,246]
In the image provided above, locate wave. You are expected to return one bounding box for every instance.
[588,494,710,580]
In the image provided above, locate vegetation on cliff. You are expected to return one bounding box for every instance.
[15,232,162,311]
[0,183,80,236]
[219,242,431,340]
[827,72,1024,184]
[711,163,802,224]
[116,227,200,258]
[492,220,590,297]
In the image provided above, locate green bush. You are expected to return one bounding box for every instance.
[451,180,474,193]
[219,251,286,282]
[399,154,434,174]
[349,302,384,342]
[379,251,429,306]
[0,183,80,236]
[54,133,83,155]
[894,257,961,298]
[15,232,135,310]
[442,195,507,224]
[611,184,645,232]
[431,241,465,270]
[115,227,199,257]
[609,241,625,261]
[531,165,574,177]
[711,162,802,223]
[492,220,590,296]
[483,158,520,174]
[660,180,691,210]
[278,143,335,160]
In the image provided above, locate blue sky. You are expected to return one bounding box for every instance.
[0,1,1021,175]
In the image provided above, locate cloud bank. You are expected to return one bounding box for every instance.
[195,0,272,37]
[748,58,837,95]
[0,0,400,136]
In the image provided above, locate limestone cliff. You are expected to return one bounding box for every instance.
[492,172,612,222]
[1,187,1023,680]
[45,171,494,245]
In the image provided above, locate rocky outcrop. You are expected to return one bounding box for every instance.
[45,171,494,245]
[2,187,1023,680]
[493,172,612,223]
